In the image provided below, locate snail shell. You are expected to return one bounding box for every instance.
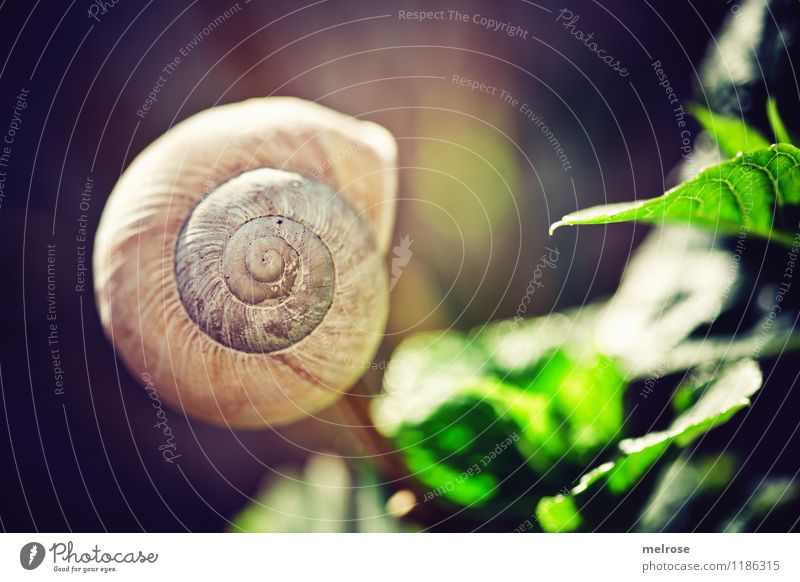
[93,98,397,428]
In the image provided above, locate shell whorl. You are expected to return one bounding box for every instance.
[175,170,343,353]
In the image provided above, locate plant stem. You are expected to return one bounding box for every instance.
[768,229,798,249]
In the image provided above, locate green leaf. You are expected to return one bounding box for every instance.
[638,452,737,532]
[371,320,628,508]
[550,144,800,247]
[469,349,627,467]
[391,391,523,507]
[536,360,762,531]
[371,331,489,434]
[619,359,761,467]
[536,494,583,532]
[690,104,770,157]
[671,373,703,413]
[767,98,792,145]
[475,310,627,458]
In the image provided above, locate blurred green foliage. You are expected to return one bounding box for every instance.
[372,303,768,531]
[373,308,630,510]
[231,454,408,533]
[536,360,762,532]
[370,208,798,531]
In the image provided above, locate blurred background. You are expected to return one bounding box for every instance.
[1,0,798,532]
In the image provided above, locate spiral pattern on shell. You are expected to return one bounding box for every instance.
[93,98,397,427]
[176,170,347,354]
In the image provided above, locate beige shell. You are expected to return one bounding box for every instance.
[93,98,397,428]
